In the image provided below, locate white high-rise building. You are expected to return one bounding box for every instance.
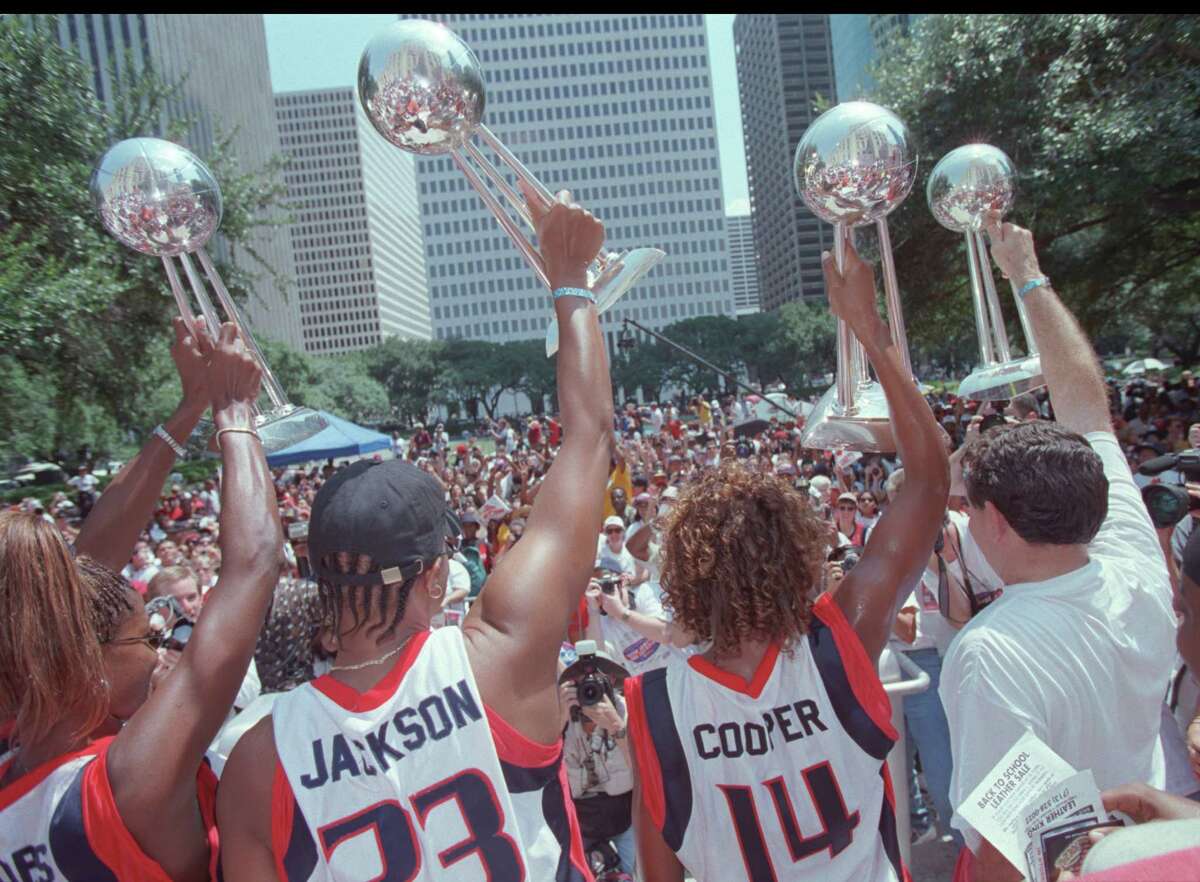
[32,14,304,347]
[275,88,431,354]
[726,214,761,315]
[409,14,734,355]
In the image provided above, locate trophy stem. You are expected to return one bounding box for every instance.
[832,224,856,412]
[461,140,535,231]
[195,248,290,410]
[161,257,197,324]
[174,252,223,341]
[974,231,1011,362]
[476,125,555,209]
[964,232,997,366]
[451,149,551,290]
[1009,277,1040,356]
[875,218,913,379]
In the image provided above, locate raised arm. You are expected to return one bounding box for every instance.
[465,190,613,742]
[826,245,950,662]
[107,323,284,861]
[985,217,1110,435]
[73,318,209,570]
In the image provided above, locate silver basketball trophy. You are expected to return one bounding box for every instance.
[927,144,1043,400]
[357,19,666,357]
[794,101,918,452]
[91,137,327,452]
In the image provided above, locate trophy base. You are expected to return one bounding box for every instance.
[799,382,895,453]
[957,355,1044,401]
[544,246,667,357]
[255,405,329,454]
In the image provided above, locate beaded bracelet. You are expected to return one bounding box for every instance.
[1018,277,1050,299]
[552,286,596,303]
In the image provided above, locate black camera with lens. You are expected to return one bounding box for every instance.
[1139,450,1200,528]
[594,572,626,616]
[559,640,629,723]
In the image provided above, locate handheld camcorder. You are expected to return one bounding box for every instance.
[559,640,629,723]
[1139,450,1200,528]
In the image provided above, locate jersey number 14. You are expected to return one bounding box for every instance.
[719,761,860,881]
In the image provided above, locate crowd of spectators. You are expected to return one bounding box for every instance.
[8,355,1196,878]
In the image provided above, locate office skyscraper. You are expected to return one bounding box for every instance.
[37,14,303,346]
[734,14,837,311]
[831,14,918,102]
[726,213,761,315]
[275,88,431,353]
[408,14,734,355]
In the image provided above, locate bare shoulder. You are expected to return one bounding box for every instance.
[218,715,277,819]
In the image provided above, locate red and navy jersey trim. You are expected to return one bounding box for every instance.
[48,764,119,882]
[272,761,318,881]
[877,764,906,882]
[633,667,693,852]
[807,595,897,761]
[487,706,591,882]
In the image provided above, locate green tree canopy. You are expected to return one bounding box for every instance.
[0,16,291,464]
[869,13,1200,364]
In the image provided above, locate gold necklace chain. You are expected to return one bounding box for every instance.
[328,633,415,673]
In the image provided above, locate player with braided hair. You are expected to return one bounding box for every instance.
[218,190,614,881]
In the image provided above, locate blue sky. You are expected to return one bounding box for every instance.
[262,14,749,213]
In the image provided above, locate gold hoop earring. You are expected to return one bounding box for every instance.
[428,582,444,600]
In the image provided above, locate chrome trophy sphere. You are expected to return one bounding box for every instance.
[90,137,222,257]
[794,101,916,227]
[926,144,1016,233]
[357,19,486,155]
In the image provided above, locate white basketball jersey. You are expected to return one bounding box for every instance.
[0,738,215,881]
[626,594,906,882]
[271,626,591,881]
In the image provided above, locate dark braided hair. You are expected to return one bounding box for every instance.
[76,556,135,644]
[316,553,419,648]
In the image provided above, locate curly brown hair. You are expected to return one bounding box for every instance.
[659,463,827,659]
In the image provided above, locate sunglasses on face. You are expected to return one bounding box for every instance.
[605,528,624,535]
[104,631,160,652]
[838,504,858,511]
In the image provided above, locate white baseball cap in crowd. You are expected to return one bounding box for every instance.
[603,515,626,531]
[661,486,679,501]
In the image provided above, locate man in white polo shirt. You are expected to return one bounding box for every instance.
[940,216,1176,880]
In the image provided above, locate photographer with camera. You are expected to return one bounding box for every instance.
[560,641,636,879]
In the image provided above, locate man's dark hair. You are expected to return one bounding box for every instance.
[962,422,1108,545]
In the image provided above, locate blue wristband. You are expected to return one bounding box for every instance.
[553,286,596,304]
[1018,277,1050,299]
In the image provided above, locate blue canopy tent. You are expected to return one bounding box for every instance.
[265,411,392,467]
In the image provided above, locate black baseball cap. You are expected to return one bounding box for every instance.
[307,460,461,588]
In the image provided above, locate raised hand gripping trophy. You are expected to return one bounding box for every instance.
[927,144,1043,400]
[794,101,918,452]
[357,19,666,357]
[91,137,328,452]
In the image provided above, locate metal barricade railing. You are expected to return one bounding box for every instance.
[880,648,933,869]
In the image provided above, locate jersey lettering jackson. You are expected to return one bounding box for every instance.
[626,593,907,882]
[271,627,591,881]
